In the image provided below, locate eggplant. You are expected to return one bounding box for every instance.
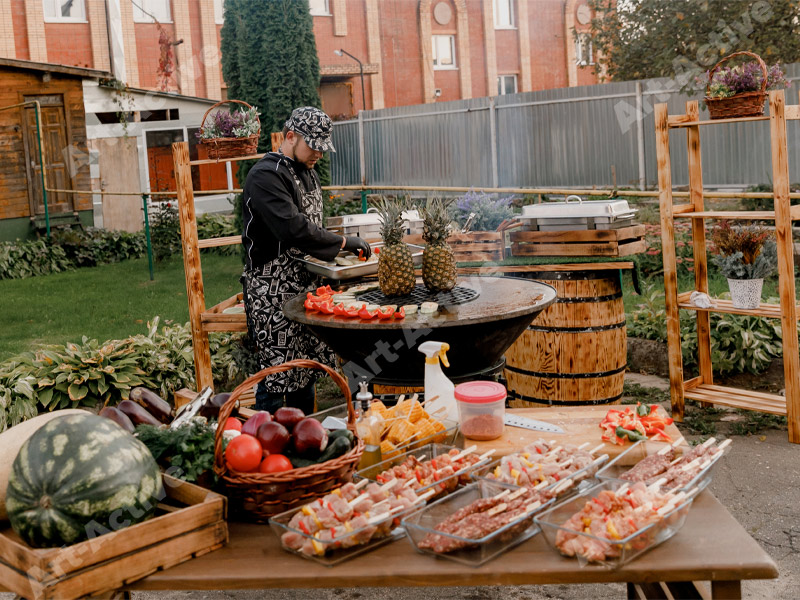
[199,392,236,419]
[99,406,135,433]
[117,400,162,427]
[130,387,173,423]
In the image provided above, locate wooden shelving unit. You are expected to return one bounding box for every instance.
[655,90,800,443]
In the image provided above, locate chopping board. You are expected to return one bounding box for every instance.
[471,405,687,466]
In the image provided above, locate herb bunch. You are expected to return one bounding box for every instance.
[452,190,515,232]
[135,421,225,485]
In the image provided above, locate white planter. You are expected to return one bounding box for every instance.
[727,278,764,309]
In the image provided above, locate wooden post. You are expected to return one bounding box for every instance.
[172,141,214,391]
[270,132,284,152]
[769,90,799,443]
[685,101,713,392]
[654,103,685,421]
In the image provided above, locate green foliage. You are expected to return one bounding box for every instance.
[197,213,239,256]
[0,317,256,432]
[711,241,777,280]
[324,192,362,222]
[50,227,145,268]
[587,0,800,89]
[729,411,787,435]
[135,421,226,484]
[149,202,181,262]
[0,239,72,280]
[634,222,695,279]
[628,287,783,375]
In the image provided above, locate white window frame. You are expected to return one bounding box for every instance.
[43,0,87,23]
[213,0,224,24]
[575,34,594,66]
[133,0,172,24]
[432,34,457,70]
[494,0,514,29]
[497,74,518,96]
[309,0,331,16]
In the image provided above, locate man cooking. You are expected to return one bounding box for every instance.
[241,106,371,414]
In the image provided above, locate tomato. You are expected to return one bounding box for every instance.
[225,434,263,472]
[223,417,243,432]
[259,454,294,473]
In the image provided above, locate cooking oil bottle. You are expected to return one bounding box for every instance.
[355,378,382,470]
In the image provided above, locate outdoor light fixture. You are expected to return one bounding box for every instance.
[333,48,365,111]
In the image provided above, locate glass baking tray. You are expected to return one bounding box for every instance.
[298,242,424,281]
[596,439,731,494]
[311,402,461,457]
[356,443,493,501]
[470,448,609,499]
[269,491,415,566]
[534,480,696,569]
[402,479,553,567]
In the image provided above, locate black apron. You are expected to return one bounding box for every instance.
[242,155,337,393]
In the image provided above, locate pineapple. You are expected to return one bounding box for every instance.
[421,198,457,292]
[376,198,416,297]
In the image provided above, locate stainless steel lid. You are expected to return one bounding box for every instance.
[519,196,637,219]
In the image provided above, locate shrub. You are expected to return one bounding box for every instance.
[634,222,695,279]
[0,317,256,432]
[149,202,182,262]
[0,239,72,280]
[628,287,783,375]
[50,227,145,267]
[197,213,239,256]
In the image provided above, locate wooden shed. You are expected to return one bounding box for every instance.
[0,58,110,242]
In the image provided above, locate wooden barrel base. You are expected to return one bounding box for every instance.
[504,270,626,407]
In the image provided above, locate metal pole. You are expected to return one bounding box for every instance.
[358,110,367,212]
[142,193,154,281]
[635,81,646,191]
[359,64,366,111]
[33,102,50,238]
[489,97,498,189]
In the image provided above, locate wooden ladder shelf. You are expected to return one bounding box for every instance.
[655,90,800,443]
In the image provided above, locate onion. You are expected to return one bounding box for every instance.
[242,411,272,437]
[292,418,329,458]
[256,421,291,455]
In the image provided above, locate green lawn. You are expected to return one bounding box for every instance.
[0,254,243,361]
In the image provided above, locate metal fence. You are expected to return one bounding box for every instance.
[330,64,800,191]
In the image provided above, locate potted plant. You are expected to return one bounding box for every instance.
[197,100,261,159]
[698,51,789,119]
[447,190,515,261]
[710,221,777,309]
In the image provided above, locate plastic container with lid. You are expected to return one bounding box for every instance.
[455,381,506,441]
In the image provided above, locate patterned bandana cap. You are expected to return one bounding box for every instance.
[284,106,336,153]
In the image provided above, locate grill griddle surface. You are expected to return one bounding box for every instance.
[358,284,479,307]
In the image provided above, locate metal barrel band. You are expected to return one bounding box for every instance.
[507,389,624,406]
[555,292,623,304]
[527,320,626,333]
[504,363,627,379]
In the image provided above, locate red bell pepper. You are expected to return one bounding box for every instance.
[377,306,395,319]
[394,307,405,319]
[373,247,380,254]
[357,249,367,261]
[316,285,334,296]
[304,298,319,312]
[342,305,362,318]
[358,306,379,320]
[317,301,335,315]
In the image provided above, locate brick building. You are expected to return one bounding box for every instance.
[0,0,598,238]
[0,0,599,113]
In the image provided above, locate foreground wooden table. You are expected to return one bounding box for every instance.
[128,490,776,599]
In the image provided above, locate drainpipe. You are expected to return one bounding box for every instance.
[33,102,50,238]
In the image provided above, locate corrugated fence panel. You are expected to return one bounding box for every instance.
[331,64,800,190]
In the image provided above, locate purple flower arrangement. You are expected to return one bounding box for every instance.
[453,190,515,231]
[699,61,789,99]
[197,105,260,140]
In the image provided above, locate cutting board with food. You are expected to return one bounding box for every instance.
[471,404,685,465]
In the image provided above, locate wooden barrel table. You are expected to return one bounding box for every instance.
[503,269,626,407]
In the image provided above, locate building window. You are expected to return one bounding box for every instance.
[133,0,172,23]
[43,0,86,21]
[213,0,224,24]
[432,35,456,69]
[575,34,594,66]
[494,0,514,28]
[309,0,330,16]
[497,74,517,95]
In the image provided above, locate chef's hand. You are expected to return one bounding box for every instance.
[343,236,372,259]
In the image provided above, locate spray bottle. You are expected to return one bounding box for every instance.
[418,341,458,422]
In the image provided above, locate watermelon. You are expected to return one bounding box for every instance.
[5,413,163,548]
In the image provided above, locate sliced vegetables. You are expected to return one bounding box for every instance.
[599,403,674,445]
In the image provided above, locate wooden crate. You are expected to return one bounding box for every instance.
[0,474,227,600]
[510,225,646,257]
[201,292,247,333]
[404,231,504,262]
